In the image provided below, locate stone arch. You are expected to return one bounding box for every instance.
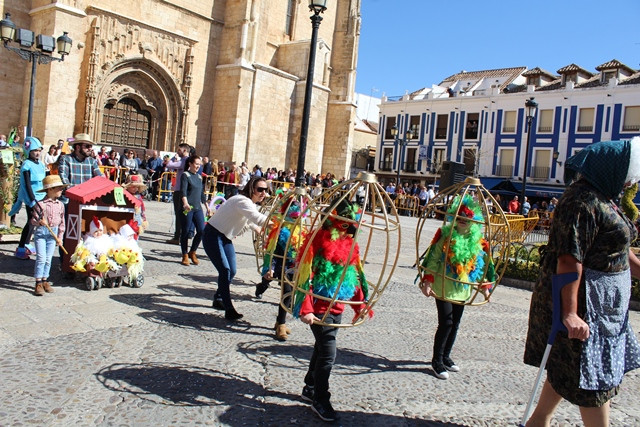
[93,58,184,152]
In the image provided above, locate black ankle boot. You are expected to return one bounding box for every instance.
[225,309,243,321]
[255,282,269,299]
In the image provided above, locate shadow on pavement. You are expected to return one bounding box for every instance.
[94,362,460,426]
[237,340,426,376]
[109,284,274,338]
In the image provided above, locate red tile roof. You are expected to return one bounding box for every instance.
[595,59,636,74]
[66,176,142,207]
[556,63,593,76]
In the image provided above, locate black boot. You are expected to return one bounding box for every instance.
[225,309,243,321]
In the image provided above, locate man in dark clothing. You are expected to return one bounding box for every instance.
[146,150,163,200]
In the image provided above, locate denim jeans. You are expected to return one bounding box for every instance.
[181,208,205,255]
[34,225,58,279]
[432,299,465,363]
[304,312,342,403]
[202,224,237,311]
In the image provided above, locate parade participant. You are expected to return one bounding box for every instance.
[293,200,372,422]
[419,194,495,380]
[123,174,148,233]
[70,216,115,274]
[58,133,103,188]
[180,155,205,266]
[15,137,46,260]
[30,175,66,296]
[202,176,269,321]
[256,193,306,341]
[524,137,640,427]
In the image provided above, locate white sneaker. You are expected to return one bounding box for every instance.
[443,357,460,372]
[432,361,449,380]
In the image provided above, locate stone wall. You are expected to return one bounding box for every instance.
[0,0,360,176]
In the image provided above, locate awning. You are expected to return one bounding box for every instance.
[478,177,505,190]
[489,179,565,199]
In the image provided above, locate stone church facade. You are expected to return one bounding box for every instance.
[0,0,360,177]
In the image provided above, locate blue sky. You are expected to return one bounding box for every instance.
[355,0,640,98]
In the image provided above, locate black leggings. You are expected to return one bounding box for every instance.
[18,205,34,248]
[432,299,465,363]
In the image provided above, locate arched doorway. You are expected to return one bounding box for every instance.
[90,59,186,152]
[101,98,152,148]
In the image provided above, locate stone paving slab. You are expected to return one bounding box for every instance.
[1,200,639,426]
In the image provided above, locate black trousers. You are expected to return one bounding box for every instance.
[18,205,35,248]
[432,299,465,363]
[304,312,341,403]
[172,190,184,239]
[263,247,293,325]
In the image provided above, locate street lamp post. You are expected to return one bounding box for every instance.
[520,97,538,215]
[390,124,415,191]
[294,0,327,188]
[0,13,72,137]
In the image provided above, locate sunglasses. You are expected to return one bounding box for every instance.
[255,187,268,193]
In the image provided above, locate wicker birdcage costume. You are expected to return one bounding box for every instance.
[281,172,401,327]
[416,177,509,306]
[252,185,290,272]
[255,187,314,286]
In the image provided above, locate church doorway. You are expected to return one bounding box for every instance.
[101,98,152,148]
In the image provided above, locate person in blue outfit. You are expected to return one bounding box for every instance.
[524,137,640,427]
[15,137,47,260]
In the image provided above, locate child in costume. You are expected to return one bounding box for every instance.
[123,174,149,233]
[256,193,306,341]
[110,221,144,280]
[30,175,67,296]
[294,200,372,422]
[419,194,496,380]
[71,216,116,274]
[15,137,46,260]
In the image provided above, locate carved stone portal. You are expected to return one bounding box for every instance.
[81,10,195,151]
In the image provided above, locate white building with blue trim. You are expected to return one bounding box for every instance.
[375,59,640,201]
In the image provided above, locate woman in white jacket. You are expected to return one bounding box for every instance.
[202,176,269,321]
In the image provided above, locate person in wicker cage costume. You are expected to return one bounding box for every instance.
[256,191,307,341]
[293,200,373,422]
[419,194,496,380]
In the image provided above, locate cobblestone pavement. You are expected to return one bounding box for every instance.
[1,200,639,426]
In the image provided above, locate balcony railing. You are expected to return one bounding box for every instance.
[496,164,514,177]
[530,166,550,179]
[623,124,640,131]
[538,126,552,132]
[502,126,515,133]
[577,125,593,132]
[379,161,392,171]
[402,162,418,173]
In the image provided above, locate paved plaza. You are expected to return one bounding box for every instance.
[1,200,639,426]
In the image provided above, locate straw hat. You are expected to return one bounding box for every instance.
[38,174,69,192]
[123,174,148,192]
[72,133,93,146]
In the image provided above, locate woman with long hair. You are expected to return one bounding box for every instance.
[180,155,205,265]
[202,176,269,321]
